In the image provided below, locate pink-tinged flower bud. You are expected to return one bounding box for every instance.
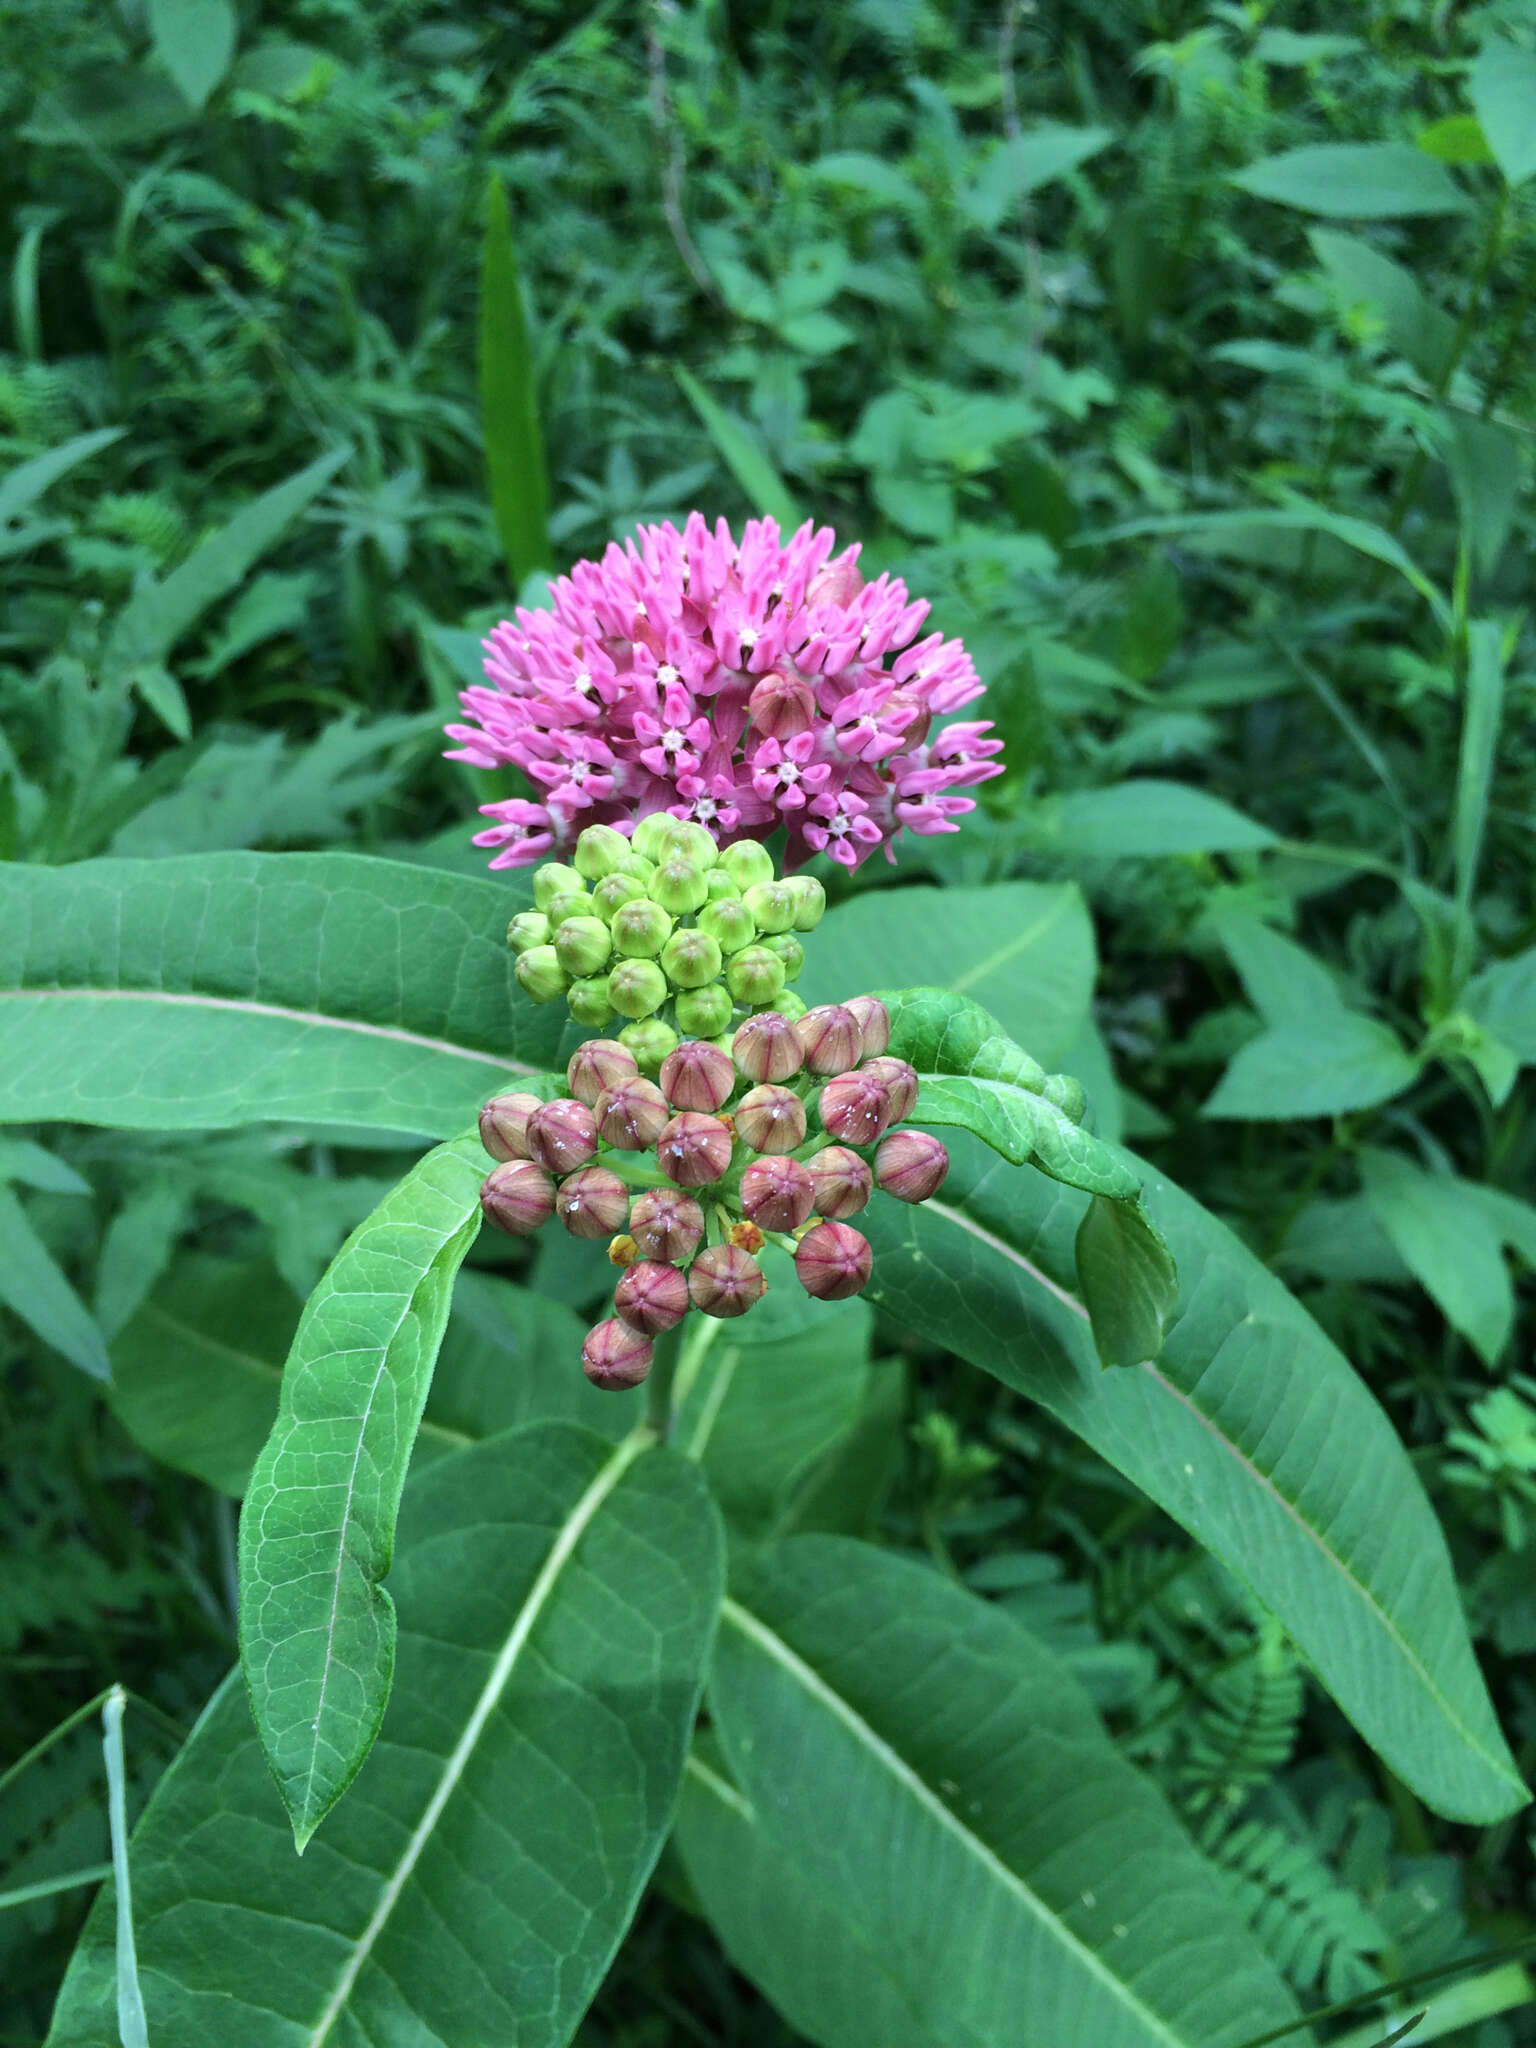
[806,1144,872,1218]
[688,1244,767,1319]
[594,1076,670,1151]
[525,1097,599,1174]
[660,1040,736,1113]
[734,1084,807,1154]
[748,668,816,739]
[740,1156,815,1233]
[582,1317,653,1390]
[480,1159,556,1236]
[874,1130,950,1203]
[613,1258,690,1335]
[657,1111,734,1186]
[794,1004,863,1076]
[817,1071,893,1146]
[733,1011,804,1084]
[861,1056,919,1123]
[845,996,892,1060]
[629,1187,704,1262]
[555,1165,632,1239]
[479,1091,542,1161]
[566,1038,638,1107]
[794,1220,872,1300]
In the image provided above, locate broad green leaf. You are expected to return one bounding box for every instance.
[961,124,1113,231]
[238,1137,486,1846]
[1464,945,1536,1062]
[686,1538,1301,2048]
[49,1423,724,2046]
[1204,1014,1418,1120]
[1052,779,1275,857]
[1231,143,1471,217]
[1309,229,1457,382]
[1471,38,1536,186]
[1444,416,1520,581]
[1359,1150,1513,1366]
[674,366,803,531]
[0,852,572,1136]
[1075,1193,1179,1370]
[480,174,551,586]
[148,0,237,107]
[1211,912,1343,1026]
[0,1183,111,1381]
[861,1132,1525,1822]
[0,427,126,529]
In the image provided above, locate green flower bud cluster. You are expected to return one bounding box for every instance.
[506,816,827,1070]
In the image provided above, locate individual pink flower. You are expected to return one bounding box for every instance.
[446,515,1002,871]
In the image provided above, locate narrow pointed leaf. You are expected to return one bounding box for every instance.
[674,366,802,532]
[0,427,126,528]
[480,174,551,585]
[49,1423,724,2046]
[238,1136,486,1846]
[0,1183,111,1380]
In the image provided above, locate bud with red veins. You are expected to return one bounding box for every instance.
[733,1011,804,1084]
[689,1244,767,1318]
[525,1098,599,1174]
[566,1038,637,1108]
[657,1111,735,1187]
[818,1071,893,1147]
[629,1187,705,1262]
[805,552,864,610]
[740,1155,815,1233]
[480,1159,556,1236]
[659,1040,735,1113]
[734,1084,808,1154]
[874,1129,950,1203]
[594,1076,670,1151]
[860,1056,919,1123]
[582,1317,653,1390]
[845,996,891,1060]
[748,668,816,739]
[794,1220,873,1300]
[555,1165,631,1239]
[613,1259,690,1335]
[794,1004,863,1076]
[478,1091,542,1161]
[806,1144,873,1218]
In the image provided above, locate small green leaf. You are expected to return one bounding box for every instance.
[1052,779,1275,857]
[674,366,802,531]
[480,174,551,586]
[1471,38,1536,186]
[0,1183,111,1381]
[0,428,126,529]
[1417,113,1495,166]
[1204,1014,1419,1120]
[148,0,237,107]
[960,124,1113,231]
[1075,1194,1178,1369]
[1231,142,1472,217]
[1360,1149,1514,1366]
[1310,229,1458,381]
[0,1136,91,1195]
[1464,946,1536,1063]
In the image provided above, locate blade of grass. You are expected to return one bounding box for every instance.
[1452,619,1507,984]
[674,365,802,530]
[102,1686,149,2048]
[480,173,551,586]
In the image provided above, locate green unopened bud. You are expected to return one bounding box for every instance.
[542,884,591,928]
[568,975,616,1027]
[506,910,550,956]
[607,957,669,1018]
[776,990,808,1022]
[619,1017,679,1072]
[789,875,827,933]
[704,866,738,900]
[533,863,584,912]
[592,871,646,921]
[1042,1072,1086,1122]
[632,813,681,862]
[726,944,786,1006]
[675,983,734,1037]
[553,915,612,977]
[611,897,674,958]
[573,823,633,882]
[660,927,723,989]
[515,945,568,1004]
[720,840,775,891]
[761,932,804,982]
[743,881,799,935]
[618,850,656,883]
[699,897,757,953]
[652,858,708,916]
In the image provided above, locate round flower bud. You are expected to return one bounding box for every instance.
[789,875,827,933]
[748,668,816,739]
[582,1317,653,1390]
[689,1243,766,1319]
[479,1091,542,1162]
[506,910,551,956]
[567,976,615,1028]
[542,886,591,927]
[660,1041,736,1113]
[480,1159,556,1236]
[592,871,646,921]
[776,991,809,1022]
[720,839,775,891]
[704,866,738,900]
[566,1038,638,1108]
[573,822,633,882]
[657,1111,734,1187]
[613,1259,690,1336]
[794,1220,872,1300]
[806,1144,872,1218]
[699,896,757,954]
[874,1130,950,1204]
[743,880,798,935]
[611,897,674,959]
[732,1012,804,1084]
[594,1076,670,1151]
[652,857,708,917]
[556,1165,632,1239]
[846,996,891,1060]
[861,1056,919,1123]
[607,957,669,1019]
[726,945,787,1007]
[617,849,656,884]
[631,812,678,862]
[818,1071,893,1147]
[553,915,612,978]
[629,1187,704,1262]
[734,1084,807,1154]
[794,1004,862,1075]
[1042,1072,1087,1122]
[533,862,584,912]
[619,1018,678,1072]
[675,983,734,1038]
[634,814,716,867]
[761,932,804,982]
[730,1219,766,1254]
[515,946,568,1004]
[740,1155,815,1233]
[525,1097,598,1174]
[660,927,723,989]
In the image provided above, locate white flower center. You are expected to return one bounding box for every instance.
[739,625,758,652]
[573,671,594,696]
[662,727,686,752]
[693,796,718,820]
[657,663,681,688]
[779,762,801,786]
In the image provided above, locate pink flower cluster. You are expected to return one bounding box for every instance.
[445,514,1003,871]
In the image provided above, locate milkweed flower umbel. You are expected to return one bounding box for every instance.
[446,514,1003,871]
